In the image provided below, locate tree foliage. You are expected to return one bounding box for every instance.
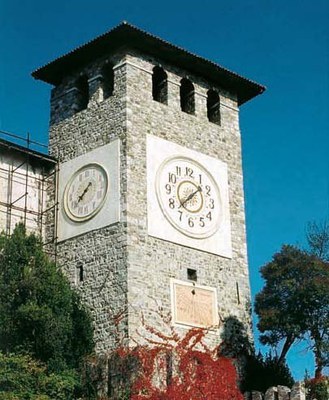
[305,375,329,400]
[0,224,94,372]
[241,352,294,393]
[0,352,80,400]
[307,220,329,262]
[255,244,329,377]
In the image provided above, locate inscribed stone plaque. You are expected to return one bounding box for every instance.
[171,280,218,328]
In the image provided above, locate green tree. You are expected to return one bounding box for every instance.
[255,244,329,377]
[306,220,329,262]
[305,221,329,378]
[0,352,79,400]
[241,352,294,393]
[305,375,329,400]
[0,224,94,372]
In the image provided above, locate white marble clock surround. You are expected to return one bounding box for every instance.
[57,140,120,242]
[147,134,232,257]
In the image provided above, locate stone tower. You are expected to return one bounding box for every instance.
[32,22,264,353]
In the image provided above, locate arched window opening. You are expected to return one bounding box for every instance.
[75,75,89,112]
[207,89,221,125]
[152,66,168,104]
[180,78,195,115]
[102,63,114,100]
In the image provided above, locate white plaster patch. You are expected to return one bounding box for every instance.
[57,140,120,242]
[147,134,232,257]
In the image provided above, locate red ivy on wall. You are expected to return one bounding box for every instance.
[114,325,243,400]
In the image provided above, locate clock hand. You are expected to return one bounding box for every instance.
[78,182,92,202]
[180,186,202,208]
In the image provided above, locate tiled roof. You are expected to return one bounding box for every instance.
[32,21,265,105]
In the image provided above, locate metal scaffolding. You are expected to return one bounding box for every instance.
[0,129,58,256]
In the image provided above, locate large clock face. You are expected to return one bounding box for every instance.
[155,157,222,238]
[63,163,108,222]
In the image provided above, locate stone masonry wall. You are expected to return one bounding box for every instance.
[48,45,252,353]
[48,52,129,353]
[244,382,306,400]
[125,50,251,347]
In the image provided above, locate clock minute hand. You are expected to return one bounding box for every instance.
[78,182,92,202]
[180,186,202,208]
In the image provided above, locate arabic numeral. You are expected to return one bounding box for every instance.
[199,217,205,227]
[209,199,214,209]
[169,198,175,209]
[176,166,181,176]
[206,211,212,221]
[205,185,211,196]
[169,173,177,183]
[165,184,171,195]
[185,167,194,177]
[178,210,183,221]
[188,217,194,227]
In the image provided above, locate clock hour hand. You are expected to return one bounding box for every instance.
[180,186,202,208]
[78,182,92,202]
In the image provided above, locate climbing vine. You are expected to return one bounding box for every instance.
[109,321,243,400]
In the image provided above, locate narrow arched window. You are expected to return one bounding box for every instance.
[207,89,221,125]
[180,78,195,115]
[75,75,89,111]
[102,63,114,100]
[152,66,167,104]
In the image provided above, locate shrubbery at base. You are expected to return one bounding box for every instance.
[0,352,81,400]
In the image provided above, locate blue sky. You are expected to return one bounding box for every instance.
[1,0,328,380]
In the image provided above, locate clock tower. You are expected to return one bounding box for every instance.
[32,22,264,354]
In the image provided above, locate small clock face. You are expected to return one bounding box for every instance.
[64,163,108,222]
[156,157,222,238]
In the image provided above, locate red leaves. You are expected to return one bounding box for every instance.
[114,327,243,400]
[172,350,242,400]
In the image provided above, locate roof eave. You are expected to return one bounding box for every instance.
[0,138,57,165]
[32,22,265,105]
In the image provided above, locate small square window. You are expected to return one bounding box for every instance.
[187,268,197,282]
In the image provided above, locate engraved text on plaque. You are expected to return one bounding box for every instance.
[171,280,218,328]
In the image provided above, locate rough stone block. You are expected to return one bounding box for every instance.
[277,385,290,400]
[265,387,278,400]
[291,382,305,400]
[251,391,264,400]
